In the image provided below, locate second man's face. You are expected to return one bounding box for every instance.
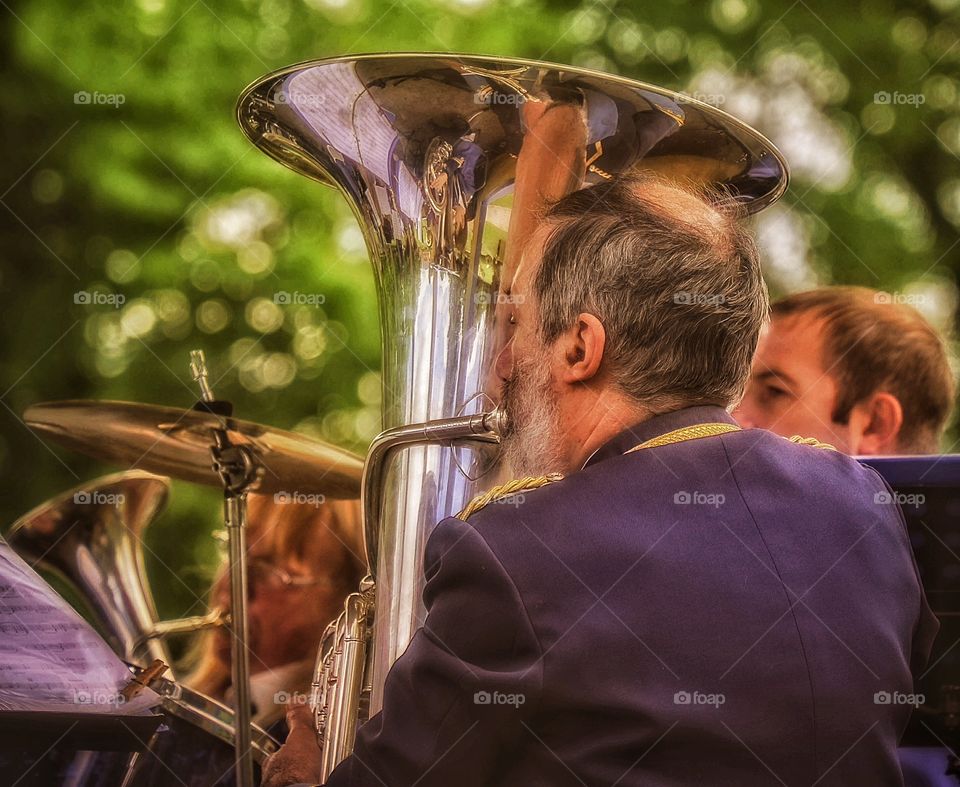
[734,313,856,453]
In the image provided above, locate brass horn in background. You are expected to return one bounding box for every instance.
[5,470,227,677]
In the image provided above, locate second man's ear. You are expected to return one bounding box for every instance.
[850,392,904,455]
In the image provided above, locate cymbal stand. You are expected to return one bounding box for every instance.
[190,349,256,787]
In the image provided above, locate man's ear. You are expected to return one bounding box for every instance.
[851,392,904,455]
[558,313,605,383]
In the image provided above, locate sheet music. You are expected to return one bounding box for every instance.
[0,539,158,714]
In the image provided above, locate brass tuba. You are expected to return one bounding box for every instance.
[6,470,226,676]
[236,53,789,776]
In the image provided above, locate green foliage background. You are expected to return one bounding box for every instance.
[2,0,959,624]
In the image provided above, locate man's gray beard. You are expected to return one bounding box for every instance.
[500,355,565,477]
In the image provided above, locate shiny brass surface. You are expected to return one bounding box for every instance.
[150,676,280,763]
[237,52,787,210]
[7,471,178,669]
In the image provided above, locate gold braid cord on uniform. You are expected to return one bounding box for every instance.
[456,473,564,520]
[456,423,834,521]
[788,435,837,451]
[457,423,740,520]
[623,422,741,453]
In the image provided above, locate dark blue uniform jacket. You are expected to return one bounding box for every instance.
[325,406,938,787]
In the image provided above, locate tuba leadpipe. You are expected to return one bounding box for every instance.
[361,408,506,575]
[315,408,505,772]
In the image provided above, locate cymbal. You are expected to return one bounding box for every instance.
[24,400,363,498]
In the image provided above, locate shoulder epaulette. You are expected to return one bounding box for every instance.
[788,435,837,451]
[455,473,563,520]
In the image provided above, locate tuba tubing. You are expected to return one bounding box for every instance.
[360,408,505,573]
[315,410,504,778]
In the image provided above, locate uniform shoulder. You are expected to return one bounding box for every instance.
[783,434,838,451]
[456,472,564,521]
[726,426,843,459]
[726,426,888,499]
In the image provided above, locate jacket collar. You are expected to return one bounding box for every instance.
[581,405,738,470]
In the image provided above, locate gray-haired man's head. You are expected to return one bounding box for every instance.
[496,173,768,476]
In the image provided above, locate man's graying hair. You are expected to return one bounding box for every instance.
[534,173,768,411]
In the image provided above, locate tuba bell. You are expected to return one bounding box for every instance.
[236,52,789,777]
[6,470,227,676]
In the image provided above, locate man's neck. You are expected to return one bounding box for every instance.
[559,389,651,472]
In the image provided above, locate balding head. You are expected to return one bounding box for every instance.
[532,172,767,411]
[629,177,730,241]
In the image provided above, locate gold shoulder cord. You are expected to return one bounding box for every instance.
[456,423,738,520]
[623,422,740,453]
[787,435,837,451]
[456,424,833,520]
[456,473,563,520]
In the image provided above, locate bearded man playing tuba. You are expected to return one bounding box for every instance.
[264,171,936,787]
